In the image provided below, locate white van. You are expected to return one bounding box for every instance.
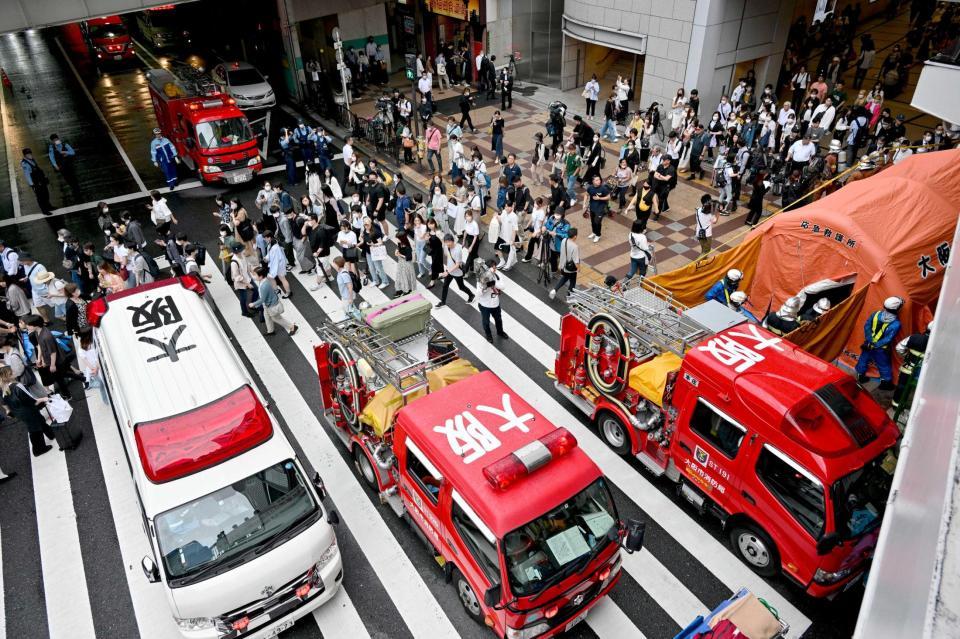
[89,275,342,638]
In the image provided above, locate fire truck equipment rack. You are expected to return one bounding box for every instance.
[567,279,712,359]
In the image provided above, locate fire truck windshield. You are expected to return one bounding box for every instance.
[502,478,617,597]
[155,460,317,585]
[195,117,253,150]
[832,452,895,540]
[88,24,127,39]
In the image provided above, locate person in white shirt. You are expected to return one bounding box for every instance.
[0,240,19,278]
[583,75,600,117]
[415,54,425,77]
[436,234,474,307]
[147,190,177,239]
[522,197,547,263]
[891,138,913,164]
[476,259,508,342]
[777,103,795,127]
[365,37,377,60]
[336,221,360,277]
[787,133,817,171]
[694,195,718,256]
[731,80,747,106]
[717,95,733,121]
[418,73,433,112]
[430,184,450,234]
[810,97,836,139]
[495,201,519,270]
[435,52,449,92]
[624,220,651,281]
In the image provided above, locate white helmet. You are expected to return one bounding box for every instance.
[813,298,831,314]
[726,269,743,282]
[730,291,747,305]
[780,297,801,319]
[883,296,904,312]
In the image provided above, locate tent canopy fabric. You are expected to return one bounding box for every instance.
[651,149,960,369]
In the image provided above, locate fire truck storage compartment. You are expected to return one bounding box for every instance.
[362,293,433,342]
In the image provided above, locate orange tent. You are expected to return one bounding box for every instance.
[745,149,960,368]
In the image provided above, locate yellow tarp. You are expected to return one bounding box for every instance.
[361,358,479,437]
[648,234,764,308]
[783,284,870,363]
[628,352,684,406]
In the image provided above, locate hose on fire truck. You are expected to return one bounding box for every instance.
[585,313,630,397]
[328,340,363,433]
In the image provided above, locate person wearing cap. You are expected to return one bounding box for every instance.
[18,254,52,324]
[856,297,903,390]
[729,291,759,323]
[705,268,742,307]
[800,297,832,323]
[150,127,179,190]
[292,120,315,168]
[48,133,80,197]
[762,297,802,336]
[892,324,931,410]
[20,148,53,214]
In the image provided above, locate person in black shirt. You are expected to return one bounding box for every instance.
[572,115,595,156]
[548,174,568,215]
[651,156,676,217]
[459,88,476,133]
[499,68,513,110]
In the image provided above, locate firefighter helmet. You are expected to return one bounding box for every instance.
[730,291,747,305]
[726,269,743,282]
[780,297,801,319]
[883,296,904,312]
[813,298,831,314]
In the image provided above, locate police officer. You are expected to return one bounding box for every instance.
[150,127,180,190]
[892,325,930,409]
[279,128,297,185]
[762,297,802,336]
[855,296,903,390]
[729,291,759,323]
[315,127,333,172]
[800,297,831,323]
[292,120,315,168]
[704,269,743,307]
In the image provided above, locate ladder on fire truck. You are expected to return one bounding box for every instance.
[567,279,713,359]
[147,62,219,98]
[317,317,444,398]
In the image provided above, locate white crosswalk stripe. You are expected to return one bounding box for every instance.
[30,430,97,639]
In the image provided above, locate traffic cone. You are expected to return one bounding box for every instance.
[0,68,11,89]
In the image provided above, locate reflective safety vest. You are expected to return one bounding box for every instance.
[869,312,889,346]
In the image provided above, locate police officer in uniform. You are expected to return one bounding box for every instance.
[892,325,930,409]
[762,297,802,336]
[704,269,743,307]
[150,128,180,190]
[855,296,903,390]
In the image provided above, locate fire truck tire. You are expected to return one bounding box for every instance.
[585,313,629,397]
[452,568,484,624]
[353,445,378,489]
[729,522,780,577]
[596,410,631,455]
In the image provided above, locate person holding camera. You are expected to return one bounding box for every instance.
[694,194,718,257]
[477,259,509,343]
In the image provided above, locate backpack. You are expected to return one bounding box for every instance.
[194,245,207,267]
[347,269,361,294]
[141,252,162,279]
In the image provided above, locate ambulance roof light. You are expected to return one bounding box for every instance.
[483,428,578,490]
[135,385,272,483]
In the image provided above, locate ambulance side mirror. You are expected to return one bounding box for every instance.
[622,518,646,554]
[313,472,327,500]
[483,582,502,607]
[816,532,840,555]
[141,555,160,583]
[326,510,340,526]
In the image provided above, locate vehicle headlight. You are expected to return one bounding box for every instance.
[202,165,222,173]
[247,156,261,167]
[506,622,550,639]
[813,566,854,585]
[317,537,338,570]
[174,617,216,632]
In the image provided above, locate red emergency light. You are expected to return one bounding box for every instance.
[86,275,205,327]
[482,428,578,490]
[135,385,273,483]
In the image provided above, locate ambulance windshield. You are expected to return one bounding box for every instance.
[832,451,896,539]
[195,117,253,150]
[155,460,317,585]
[502,478,617,597]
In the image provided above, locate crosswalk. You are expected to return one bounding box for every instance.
[0,246,816,639]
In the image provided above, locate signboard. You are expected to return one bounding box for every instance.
[428,0,468,21]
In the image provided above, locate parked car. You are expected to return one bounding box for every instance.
[211,62,276,110]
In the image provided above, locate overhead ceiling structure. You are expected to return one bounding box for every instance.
[0,1,192,35]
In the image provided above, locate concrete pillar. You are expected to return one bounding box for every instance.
[277,0,305,103]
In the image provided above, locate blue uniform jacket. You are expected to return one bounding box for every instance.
[705,280,734,306]
[863,311,901,348]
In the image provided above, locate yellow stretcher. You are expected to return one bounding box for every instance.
[627,352,684,407]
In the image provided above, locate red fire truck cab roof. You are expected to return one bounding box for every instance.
[396,371,601,537]
[681,323,898,484]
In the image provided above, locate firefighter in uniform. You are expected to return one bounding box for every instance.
[855,296,903,390]
[891,326,930,409]
[729,291,759,323]
[762,297,801,336]
[705,269,743,307]
[800,297,831,323]
[150,128,180,190]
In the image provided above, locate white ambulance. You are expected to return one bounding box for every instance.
[89,275,342,638]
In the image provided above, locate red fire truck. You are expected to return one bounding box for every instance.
[314,306,644,637]
[81,16,135,65]
[146,66,262,185]
[554,281,899,598]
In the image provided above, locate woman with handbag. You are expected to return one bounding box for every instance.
[425,217,444,288]
[582,75,600,117]
[624,220,651,281]
[394,230,417,297]
[360,216,391,290]
[694,195,718,257]
[147,190,178,241]
[1,365,55,456]
[337,220,361,279]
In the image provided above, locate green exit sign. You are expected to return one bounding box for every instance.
[405,68,415,80]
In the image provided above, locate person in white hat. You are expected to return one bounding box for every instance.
[762,297,802,336]
[705,268,743,307]
[729,291,759,323]
[856,296,903,389]
[18,253,52,324]
[150,127,180,190]
[800,297,831,322]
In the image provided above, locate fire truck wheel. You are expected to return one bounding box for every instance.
[452,569,484,623]
[596,410,631,455]
[729,523,780,577]
[353,445,378,488]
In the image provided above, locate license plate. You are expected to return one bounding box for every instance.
[566,610,588,632]
[264,619,294,637]
[227,171,252,184]
[113,55,122,60]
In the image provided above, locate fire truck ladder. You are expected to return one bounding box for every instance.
[318,318,434,397]
[567,279,712,359]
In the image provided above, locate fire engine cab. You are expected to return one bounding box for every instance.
[146,66,262,185]
[314,308,644,637]
[81,16,135,64]
[554,281,899,598]
[89,275,342,638]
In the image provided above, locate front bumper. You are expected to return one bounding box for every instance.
[235,96,276,110]
[805,563,866,598]
[201,163,262,185]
